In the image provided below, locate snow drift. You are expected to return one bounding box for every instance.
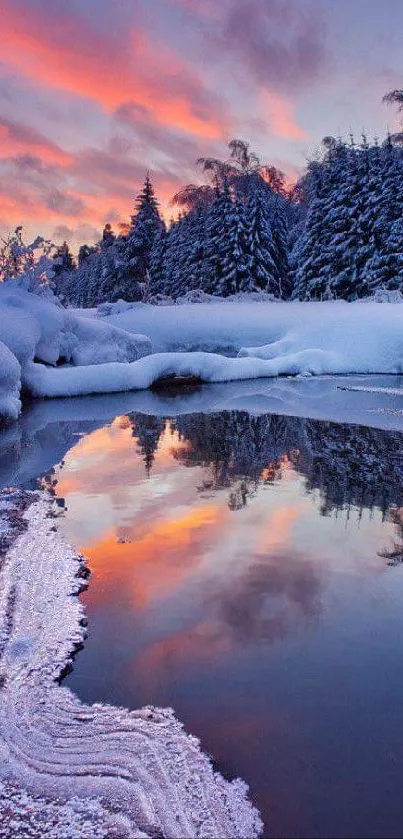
[0,341,21,421]
[24,301,403,400]
[0,285,151,420]
[2,292,403,416]
[108,299,403,360]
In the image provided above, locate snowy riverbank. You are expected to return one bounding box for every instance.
[0,488,262,838]
[2,286,403,421]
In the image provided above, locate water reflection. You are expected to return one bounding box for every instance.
[116,410,403,519]
[46,410,403,839]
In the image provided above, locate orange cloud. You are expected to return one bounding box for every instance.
[0,118,73,167]
[261,90,308,141]
[0,0,228,140]
[0,189,81,227]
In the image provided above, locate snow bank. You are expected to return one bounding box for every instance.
[24,300,402,401]
[109,300,403,360]
[236,303,403,375]
[22,350,344,399]
[3,292,403,415]
[0,341,21,421]
[0,285,151,418]
[0,489,262,838]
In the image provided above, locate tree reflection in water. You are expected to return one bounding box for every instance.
[129,409,403,529]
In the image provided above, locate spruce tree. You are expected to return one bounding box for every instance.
[119,173,165,298]
[149,226,168,296]
[244,190,279,294]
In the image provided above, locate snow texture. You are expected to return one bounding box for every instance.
[0,342,21,422]
[108,299,403,361]
[22,300,403,399]
[0,285,151,420]
[2,292,403,417]
[0,488,262,838]
[337,384,403,396]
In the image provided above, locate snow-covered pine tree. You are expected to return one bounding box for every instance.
[221,195,252,294]
[53,241,75,276]
[172,212,200,296]
[52,241,76,302]
[117,173,165,299]
[183,207,208,292]
[164,214,193,298]
[294,135,403,300]
[101,223,116,249]
[365,137,403,292]
[203,186,231,295]
[244,190,280,294]
[163,217,183,298]
[294,140,359,299]
[269,197,291,297]
[149,226,168,296]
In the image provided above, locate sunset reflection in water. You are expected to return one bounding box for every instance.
[51,411,403,839]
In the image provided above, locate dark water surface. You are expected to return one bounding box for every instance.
[44,408,403,839]
[2,381,403,838]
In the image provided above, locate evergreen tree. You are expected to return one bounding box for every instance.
[119,173,165,298]
[244,190,279,294]
[270,198,291,297]
[292,138,403,300]
[52,241,76,302]
[203,184,236,296]
[53,241,75,276]
[149,226,168,296]
[221,196,251,294]
[78,244,96,265]
[101,223,116,249]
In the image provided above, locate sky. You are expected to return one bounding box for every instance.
[0,0,402,247]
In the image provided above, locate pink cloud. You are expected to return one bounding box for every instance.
[0,117,73,166]
[0,0,230,140]
[261,91,308,141]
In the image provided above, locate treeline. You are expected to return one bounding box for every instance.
[294,135,403,299]
[53,123,403,306]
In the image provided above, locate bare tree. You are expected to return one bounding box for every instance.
[383,90,403,144]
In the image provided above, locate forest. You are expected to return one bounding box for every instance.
[1,91,403,309]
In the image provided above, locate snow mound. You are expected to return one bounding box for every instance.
[97,299,147,317]
[0,285,152,418]
[237,304,403,375]
[369,289,403,304]
[99,290,280,312]
[175,289,279,305]
[110,299,403,364]
[0,341,21,422]
[3,295,403,416]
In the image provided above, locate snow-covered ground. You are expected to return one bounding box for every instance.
[0,488,262,838]
[1,287,403,419]
[0,285,150,420]
[108,299,403,364]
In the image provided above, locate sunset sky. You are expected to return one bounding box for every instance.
[0,0,402,247]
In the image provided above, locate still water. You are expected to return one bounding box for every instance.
[38,407,403,838]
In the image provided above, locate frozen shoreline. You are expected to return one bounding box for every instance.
[0,488,262,838]
[2,287,403,422]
